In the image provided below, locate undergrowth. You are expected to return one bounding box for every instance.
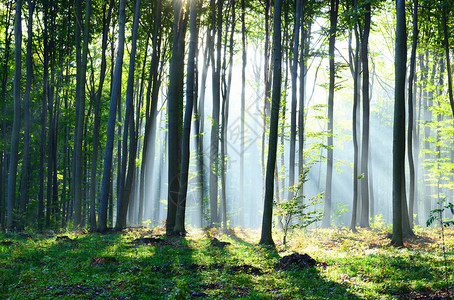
[0,226,452,299]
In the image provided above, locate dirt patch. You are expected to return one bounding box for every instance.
[131,237,164,245]
[210,237,231,248]
[276,253,317,270]
[90,257,117,266]
[395,289,453,299]
[229,264,263,275]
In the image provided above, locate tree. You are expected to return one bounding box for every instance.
[116,0,141,230]
[209,0,222,227]
[18,0,35,229]
[174,0,198,235]
[6,0,22,229]
[166,0,185,234]
[98,0,127,232]
[73,0,91,227]
[89,0,114,230]
[322,0,339,228]
[259,0,282,247]
[359,1,371,228]
[392,0,406,247]
[289,0,301,203]
[407,0,418,228]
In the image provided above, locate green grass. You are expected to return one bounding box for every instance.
[0,226,452,299]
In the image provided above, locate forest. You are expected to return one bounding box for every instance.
[0,0,454,298]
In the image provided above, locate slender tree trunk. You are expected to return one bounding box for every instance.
[116,0,141,230]
[407,0,418,228]
[18,0,35,228]
[392,0,406,247]
[259,0,282,247]
[98,0,127,232]
[166,0,185,234]
[289,0,301,201]
[174,0,198,235]
[322,0,339,228]
[240,0,246,227]
[443,6,454,118]
[7,0,22,229]
[0,1,13,229]
[73,0,91,227]
[350,11,360,232]
[209,0,222,227]
[359,2,371,228]
[89,0,113,230]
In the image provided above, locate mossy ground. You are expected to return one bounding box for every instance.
[0,225,453,299]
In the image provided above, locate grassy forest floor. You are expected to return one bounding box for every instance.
[0,223,453,299]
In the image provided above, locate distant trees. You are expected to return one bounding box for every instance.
[0,0,452,240]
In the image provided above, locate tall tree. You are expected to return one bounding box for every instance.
[240,0,247,225]
[19,0,35,228]
[116,0,141,230]
[289,0,301,202]
[259,0,282,246]
[392,0,406,247]
[98,0,127,232]
[6,0,22,229]
[359,1,371,228]
[89,0,114,229]
[209,0,222,227]
[443,5,454,117]
[407,0,418,228]
[166,0,185,234]
[73,0,91,227]
[322,0,339,228]
[174,0,198,235]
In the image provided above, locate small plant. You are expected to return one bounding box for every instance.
[275,170,324,246]
[426,197,454,296]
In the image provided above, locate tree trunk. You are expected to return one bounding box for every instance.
[166,0,185,234]
[174,0,198,235]
[407,0,418,228]
[18,0,35,229]
[259,0,282,247]
[392,0,406,247]
[89,0,113,230]
[7,0,22,229]
[116,0,141,230]
[209,0,222,227]
[349,7,360,232]
[443,6,454,118]
[240,0,247,227]
[359,2,371,228]
[322,0,339,228]
[289,0,301,202]
[73,0,91,227]
[98,0,127,232]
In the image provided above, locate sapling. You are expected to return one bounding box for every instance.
[275,171,324,246]
[426,197,454,296]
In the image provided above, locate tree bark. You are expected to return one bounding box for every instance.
[289,0,301,202]
[166,0,185,234]
[115,0,141,230]
[392,0,406,247]
[18,0,35,229]
[407,0,418,228]
[7,0,22,229]
[359,2,371,228]
[174,0,198,235]
[98,0,127,232]
[259,0,282,247]
[322,0,339,228]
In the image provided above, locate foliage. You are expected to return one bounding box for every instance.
[0,227,453,299]
[274,170,324,246]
